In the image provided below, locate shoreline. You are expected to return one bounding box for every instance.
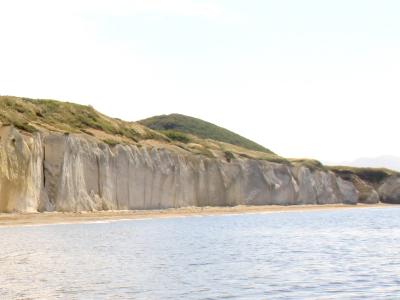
[0,203,396,227]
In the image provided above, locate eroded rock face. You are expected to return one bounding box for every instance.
[0,128,397,212]
[337,177,359,205]
[0,127,45,212]
[378,176,400,204]
[350,175,380,204]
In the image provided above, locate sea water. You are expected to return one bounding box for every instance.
[1,207,400,299]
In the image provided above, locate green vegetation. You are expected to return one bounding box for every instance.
[163,130,191,143]
[327,166,399,184]
[0,96,162,143]
[289,158,324,171]
[224,151,235,162]
[102,139,120,146]
[139,113,273,153]
[0,96,279,161]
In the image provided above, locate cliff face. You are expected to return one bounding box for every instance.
[1,126,398,213]
[0,127,44,212]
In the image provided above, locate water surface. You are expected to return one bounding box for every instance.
[1,207,400,299]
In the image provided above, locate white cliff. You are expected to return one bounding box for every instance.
[2,126,388,213]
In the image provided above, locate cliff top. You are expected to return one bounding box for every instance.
[0,96,284,162]
[327,165,398,185]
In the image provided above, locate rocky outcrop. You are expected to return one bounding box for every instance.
[378,176,400,203]
[0,127,398,212]
[350,175,380,204]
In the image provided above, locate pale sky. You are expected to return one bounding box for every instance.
[1,0,399,163]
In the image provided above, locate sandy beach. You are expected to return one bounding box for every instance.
[0,203,395,227]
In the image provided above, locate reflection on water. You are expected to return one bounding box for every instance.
[1,207,400,299]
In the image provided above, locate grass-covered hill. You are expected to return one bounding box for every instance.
[0,96,283,162]
[139,113,273,154]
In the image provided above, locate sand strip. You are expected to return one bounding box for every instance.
[0,203,396,227]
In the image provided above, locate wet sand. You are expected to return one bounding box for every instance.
[0,203,395,227]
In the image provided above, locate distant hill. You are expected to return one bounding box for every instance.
[139,113,273,153]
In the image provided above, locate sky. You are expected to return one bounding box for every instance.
[1,0,399,163]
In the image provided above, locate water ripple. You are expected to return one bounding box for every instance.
[1,207,400,299]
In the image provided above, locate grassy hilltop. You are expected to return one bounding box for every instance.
[139,113,273,153]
